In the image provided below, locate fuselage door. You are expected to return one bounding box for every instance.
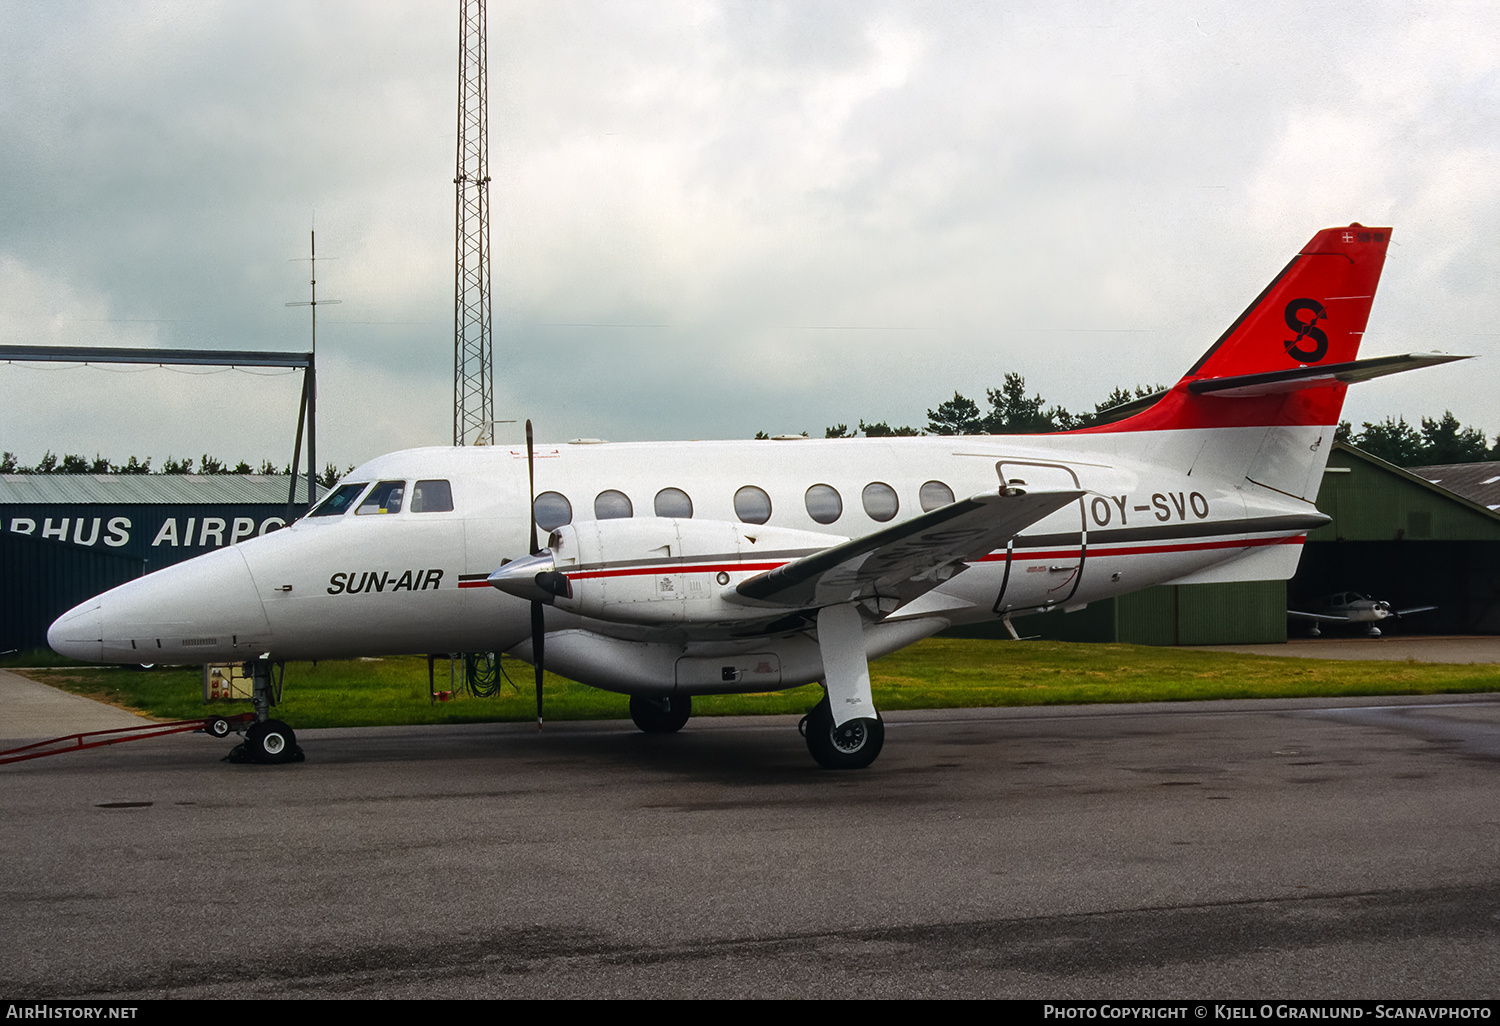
[992,461,1087,614]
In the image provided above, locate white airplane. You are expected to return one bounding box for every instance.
[1288,591,1438,637]
[47,224,1470,768]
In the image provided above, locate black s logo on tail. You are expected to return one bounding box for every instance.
[1283,298,1328,362]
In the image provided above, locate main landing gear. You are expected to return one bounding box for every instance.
[629,694,692,733]
[801,604,885,769]
[624,603,889,769]
[801,698,884,770]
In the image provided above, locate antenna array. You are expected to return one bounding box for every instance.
[453,0,493,446]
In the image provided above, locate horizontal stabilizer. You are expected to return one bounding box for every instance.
[731,489,1082,610]
[1091,389,1169,424]
[1187,352,1472,398]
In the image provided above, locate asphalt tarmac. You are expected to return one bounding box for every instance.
[3,690,1499,999]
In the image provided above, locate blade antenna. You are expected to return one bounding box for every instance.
[526,420,544,729]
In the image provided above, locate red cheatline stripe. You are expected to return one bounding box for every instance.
[979,534,1304,563]
[464,534,1304,588]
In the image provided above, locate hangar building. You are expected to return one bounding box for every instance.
[1,474,319,657]
[955,441,1500,645]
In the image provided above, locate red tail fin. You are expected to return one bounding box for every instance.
[1099,224,1391,432]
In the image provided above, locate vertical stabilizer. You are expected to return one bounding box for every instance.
[1099,224,1392,436]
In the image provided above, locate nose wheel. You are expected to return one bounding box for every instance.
[243,719,301,763]
[223,658,304,764]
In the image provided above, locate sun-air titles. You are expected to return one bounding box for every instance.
[327,569,445,595]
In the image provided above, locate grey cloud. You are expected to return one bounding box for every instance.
[1,1,1497,466]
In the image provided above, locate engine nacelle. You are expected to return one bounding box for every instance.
[490,518,841,625]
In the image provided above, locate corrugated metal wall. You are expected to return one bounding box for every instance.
[1292,445,1500,635]
[1167,580,1288,644]
[2,488,300,655]
[1311,446,1500,543]
[1,532,143,656]
[948,579,1288,646]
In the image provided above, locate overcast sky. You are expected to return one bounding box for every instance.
[2,0,1496,470]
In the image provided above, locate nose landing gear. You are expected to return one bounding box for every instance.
[243,718,300,763]
[223,658,304,764]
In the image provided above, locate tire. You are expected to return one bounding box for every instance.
[205,716,233,739]
[804,698,884,770]
[629,694,692,734]
[244,718,298,764]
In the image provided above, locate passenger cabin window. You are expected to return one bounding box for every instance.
[919,480,955,512]
[309,482,369,517]
[862,482,899,522]
[411,479,454,513]
[357,480,406,515]
[654,487,693,518]
[594,489,633,520]
[534,491,573,531]
[804,484,842,525]
[734,485,772,525]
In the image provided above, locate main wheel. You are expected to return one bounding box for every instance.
[244,718,298,764]
[804,699,884,770]
[629,694,692,733]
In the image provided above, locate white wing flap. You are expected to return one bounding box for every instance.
[730,490,1083,611]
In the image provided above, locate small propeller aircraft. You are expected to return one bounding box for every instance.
[1288,591,1438,637]
[48,224,1471,768]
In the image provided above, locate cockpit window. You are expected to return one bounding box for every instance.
[308,482,369,517]
[411,480,454,513]
[357,480,406,515]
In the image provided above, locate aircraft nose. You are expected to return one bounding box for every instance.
[49,546,272,664]
[47,601,103,662]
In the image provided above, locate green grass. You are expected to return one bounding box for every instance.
[14,638,1499,729]
[0,649,94,669]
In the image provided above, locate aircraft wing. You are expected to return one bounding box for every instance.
[730,489,1082,611]
[1286,610,1353,623]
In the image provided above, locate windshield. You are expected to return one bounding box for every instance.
[308,482,369,517]
[357,480,406,515]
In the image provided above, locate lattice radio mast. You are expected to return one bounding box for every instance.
[453,0,493,446]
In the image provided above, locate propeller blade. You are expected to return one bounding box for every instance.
[526,419,538,557]
[532,598,545,729]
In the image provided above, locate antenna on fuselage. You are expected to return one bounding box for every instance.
[284,229,340,516]
[526,418,546,728]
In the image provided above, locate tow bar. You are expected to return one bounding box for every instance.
[0,713,256,765]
